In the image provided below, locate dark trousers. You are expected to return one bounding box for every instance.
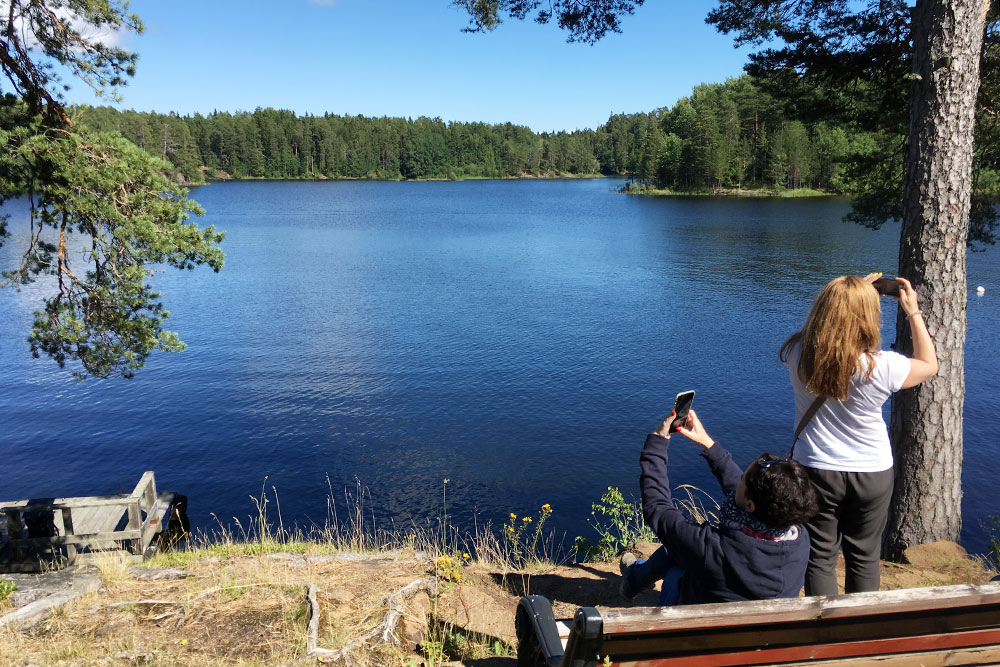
[803,466,894,596]
[626,546,685,605]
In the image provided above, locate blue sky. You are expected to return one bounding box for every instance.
[66,0,755,133]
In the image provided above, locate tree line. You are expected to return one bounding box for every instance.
[75,75,884,193]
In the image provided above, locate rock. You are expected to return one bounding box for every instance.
[2,564,101,610]
[632,542,661,559]
[434,584,517,644]
[0,591,78,629]
[264,553,308,567]
[399,591,432,648]
[128,567,193,581]
[10,589,49,607]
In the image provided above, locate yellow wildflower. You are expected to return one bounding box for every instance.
[541,504,552,512]
[462,552,471,560]
[509,513,517,520]
[523,516,532,523]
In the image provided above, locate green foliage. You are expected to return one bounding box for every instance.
[985,514,1000,573]
[1,0,226,379]
[708,0,999,246]
[457,0,999,246]
[573,487,656,562]
[454,0,645,44]
[0,579,16,601]
[75,107,603,181]
[422,620,515,664]
[3,128,224,379]
[77,74,863,196]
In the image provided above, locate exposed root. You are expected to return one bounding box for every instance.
[303,577,438,664]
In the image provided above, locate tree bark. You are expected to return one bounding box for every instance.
[885,0,988,560]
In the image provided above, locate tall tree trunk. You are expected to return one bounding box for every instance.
[884,0,988,560]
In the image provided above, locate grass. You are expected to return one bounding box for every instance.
[621,183,835,198]
[3,481,995,666]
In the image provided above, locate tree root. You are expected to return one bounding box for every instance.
[303,577,438,664]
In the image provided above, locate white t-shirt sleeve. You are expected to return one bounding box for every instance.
[877,350,911,394]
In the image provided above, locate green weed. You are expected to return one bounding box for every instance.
[0,578,17,601]
[985,514,1000,573]
[574,487,656,562]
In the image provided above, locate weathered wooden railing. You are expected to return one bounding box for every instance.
[0,471,178,571]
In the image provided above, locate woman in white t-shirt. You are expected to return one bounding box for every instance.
[780,275,938,595]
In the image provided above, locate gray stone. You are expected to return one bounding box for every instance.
[127,567,192,581]
[0,564,102,629]
[264,553,308,567]
[0,591,78,629]
[10,588,49,607]
[109,651,154,662]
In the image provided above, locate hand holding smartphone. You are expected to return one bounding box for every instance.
[669,390,695,434]
[872,276,901,297]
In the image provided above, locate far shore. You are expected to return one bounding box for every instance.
[620,183,843,198]
[182,173,846,200]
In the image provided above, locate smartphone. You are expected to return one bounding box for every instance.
[873,277,901,297]
[669,390,695,434]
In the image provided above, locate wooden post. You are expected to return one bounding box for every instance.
[127,501,142,555]
[60,508,77,563]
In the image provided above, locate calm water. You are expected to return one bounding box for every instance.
[1,180,997,555]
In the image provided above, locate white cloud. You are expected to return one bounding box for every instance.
[0,1,131,50]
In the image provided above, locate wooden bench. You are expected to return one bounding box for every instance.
[0,471,185,572]
[515,581,1000,666]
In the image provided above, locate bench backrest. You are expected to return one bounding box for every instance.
[516,582,1000,667]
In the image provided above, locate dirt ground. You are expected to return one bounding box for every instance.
[0,541,995,666]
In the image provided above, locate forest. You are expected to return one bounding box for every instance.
[74,75,879,193]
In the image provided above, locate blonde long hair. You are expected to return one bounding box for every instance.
[779,276,882,400]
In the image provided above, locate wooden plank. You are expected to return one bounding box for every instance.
[127,501,142,555]
[759,644,1000,666]
[129,471,155,500]
[10,530,141,547]
[600,582,1000,634]
[601,607,1000,658]
[71,506,126,535]
[5,509,22,539]
[609,628,1000,667]
[139,493,174,554]
[0,496,133,510]
[60,508,77,561]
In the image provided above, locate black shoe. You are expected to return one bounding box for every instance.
[619,552,638,601]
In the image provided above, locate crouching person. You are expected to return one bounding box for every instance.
[620,409,819,605]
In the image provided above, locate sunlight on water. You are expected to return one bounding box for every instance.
[1,180,997,554]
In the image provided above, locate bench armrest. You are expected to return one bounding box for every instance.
[516,595,566,667]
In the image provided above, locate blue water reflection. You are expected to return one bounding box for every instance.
[0,180,996,555]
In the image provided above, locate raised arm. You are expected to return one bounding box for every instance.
[640,418,715,567]
[895,277,938,389]
[675,410,743,494]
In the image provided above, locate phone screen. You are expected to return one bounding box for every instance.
[669,390,695,433]
[873,277,901,297]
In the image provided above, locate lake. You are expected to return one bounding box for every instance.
[1,179,997,556]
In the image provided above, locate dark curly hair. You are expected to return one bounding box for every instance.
[744,454,820,529]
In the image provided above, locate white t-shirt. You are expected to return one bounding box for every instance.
[786,344,911,472]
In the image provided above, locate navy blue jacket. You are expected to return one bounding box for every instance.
[640,433,810,605]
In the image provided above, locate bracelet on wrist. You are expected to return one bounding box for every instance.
[906,310,923,320]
